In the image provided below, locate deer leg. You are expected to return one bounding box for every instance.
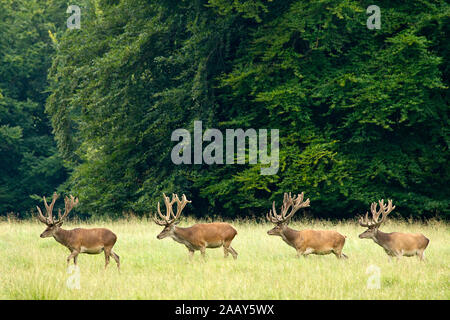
[200,247,206,260]
[228,246,238,260]
[333,248,348,259]
[67,250,79,265]
[188,249,194,260]
[223,246,229,258]
[104,247,111,269]
[333,248,342,259]
[223,241,237,259]
[419,250,426,261]
[333,252,342,259]
[110,250,120,270]
[299,247,313,258]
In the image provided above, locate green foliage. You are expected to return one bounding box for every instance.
[211,0,450,218]
[4,0,448,219]
[0,0,67,216]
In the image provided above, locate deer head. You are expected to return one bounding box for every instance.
[153,193,191,239]
[266,192,310,236]
[36,193,79,238]
[358,199,395,239]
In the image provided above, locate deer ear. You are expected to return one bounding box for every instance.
[56,221,64,227]
[173,220,180,225]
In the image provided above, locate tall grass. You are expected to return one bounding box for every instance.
[0,218,448,299]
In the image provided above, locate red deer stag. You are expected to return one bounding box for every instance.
[358,199,429,260]
[36,193,120,270]
[154,193,238,260]
[266,192,348,259]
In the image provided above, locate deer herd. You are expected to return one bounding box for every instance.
[35,192,430,269]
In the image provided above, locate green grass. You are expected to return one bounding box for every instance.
[0,218,448,299]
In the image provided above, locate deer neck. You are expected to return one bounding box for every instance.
[171,226,192,246]
[372,229,389,247]
[53,227,72,248]
[281,226,299,247]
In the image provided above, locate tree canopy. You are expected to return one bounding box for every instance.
[0,0,67,215]
[1,0,449,219]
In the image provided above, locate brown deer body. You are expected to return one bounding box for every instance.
[267,192,348,259]
[37,193,120,269]
[154,194,238,259]
[358,199,429,260]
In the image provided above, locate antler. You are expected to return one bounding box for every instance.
[267,192,310,224]
[36,192,59,225]
[359,199,395,228]
[153,193,174,226]
[171,194,191,221]
[153,193,191,226]
[53,195,79,224]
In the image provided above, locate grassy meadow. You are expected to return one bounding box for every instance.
[0,218,448,300]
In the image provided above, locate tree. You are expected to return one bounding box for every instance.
[0,0,67,216]
[46,0,449,219]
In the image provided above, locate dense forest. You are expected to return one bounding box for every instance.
[0,0,448,219]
